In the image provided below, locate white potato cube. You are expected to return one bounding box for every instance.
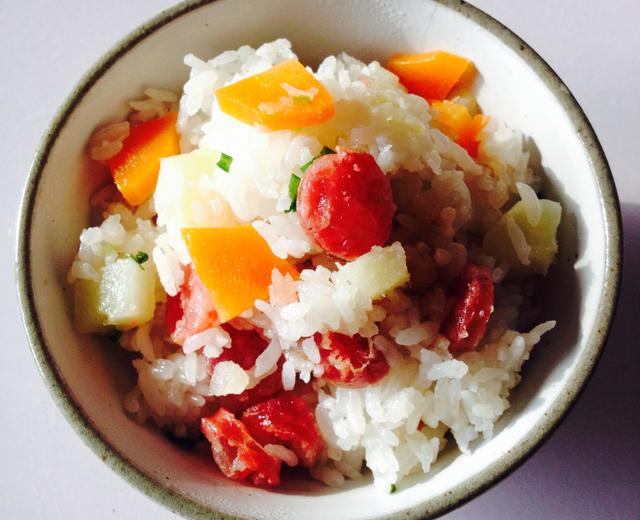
[99,258,156,329]
[334,242,410,300]
[73,278,111,334]
[154,148,239,228]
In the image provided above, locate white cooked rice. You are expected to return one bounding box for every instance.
[69,39,559,491]
[209,361,249,396]
[506,216,532,266]
[264,444,299,467]
[314,321,555,488]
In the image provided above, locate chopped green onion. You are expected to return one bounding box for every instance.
[319,146,335,156]
[286,174,301,213]
[299,158,314,174]
[129,251,149,269]
[287,147,335,212]
[390,484,397,493]
[292,95,312,105]
[300,146,335,173]
[217,152,233,173]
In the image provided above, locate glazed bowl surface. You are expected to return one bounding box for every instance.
[17,1,621,519]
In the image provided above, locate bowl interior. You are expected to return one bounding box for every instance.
[21,0,617,519]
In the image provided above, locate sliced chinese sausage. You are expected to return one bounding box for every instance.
[201,408,281,487]
[209,325,284,414]
[442,263,494,353]
[165,265,217,344]
[297,150,395,260]
[318,332,390,387]
[242,392,324,467]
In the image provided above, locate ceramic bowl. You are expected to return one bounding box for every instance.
[16,0,621,518]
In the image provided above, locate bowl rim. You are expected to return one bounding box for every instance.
[15,0,622,519]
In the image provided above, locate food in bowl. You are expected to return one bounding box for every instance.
[68,39,560,491]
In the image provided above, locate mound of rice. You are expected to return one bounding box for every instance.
[72,39,557,490]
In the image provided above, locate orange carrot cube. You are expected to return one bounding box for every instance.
[182,226,299,323]
[216,59,334,130]
[386,51,474,101]
[431,100,488,158]
[108,112,180,206]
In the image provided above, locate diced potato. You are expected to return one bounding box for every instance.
[334,242,410,300]
[154,149,240,228]
[99,258,156,329]
[483,199,562,275]
[73,278,111,334]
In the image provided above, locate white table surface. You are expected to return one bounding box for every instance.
[2,1,639,518]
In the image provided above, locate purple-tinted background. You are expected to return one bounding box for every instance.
[1,1,638,518]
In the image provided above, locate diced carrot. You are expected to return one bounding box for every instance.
[215,59,335,130]
[107,112,180,206]
[386,51,474,101]
[431,100,488,158]
[181,226,299,323]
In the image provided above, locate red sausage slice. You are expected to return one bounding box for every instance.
[297,150,395,260]
[201,408,281,487]
[209,325,284,413]
[318,332,390,387]
[442,263,494,353]
[242,392,324,467]
[165,265,217,344]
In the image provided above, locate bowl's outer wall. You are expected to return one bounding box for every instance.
[17,1,621,519]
